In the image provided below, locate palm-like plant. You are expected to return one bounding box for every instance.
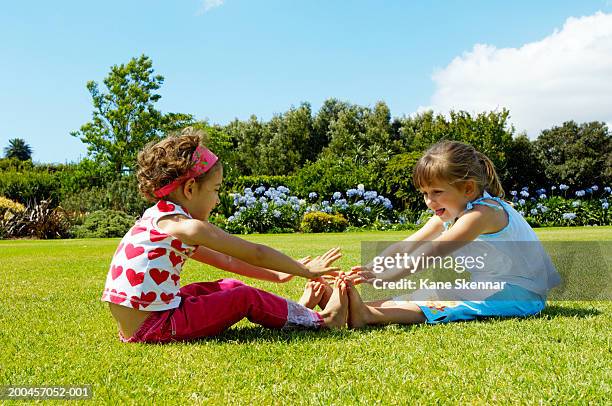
[4,138,33,160]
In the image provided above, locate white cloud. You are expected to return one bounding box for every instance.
[197,0,225,15]
[421,12,612,137]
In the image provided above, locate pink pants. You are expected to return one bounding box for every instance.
[122,279,323,343]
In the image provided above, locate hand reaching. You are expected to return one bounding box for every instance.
[304,247,342,277]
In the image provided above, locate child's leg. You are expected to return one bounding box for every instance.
[347,284,426,328]
[171,280,348,340]
[179,279,246,297]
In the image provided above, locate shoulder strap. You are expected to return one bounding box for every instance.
[465,191,504,211]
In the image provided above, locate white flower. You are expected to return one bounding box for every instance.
[357,184,365,191]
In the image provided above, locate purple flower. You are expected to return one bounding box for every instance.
[562,213,577,220]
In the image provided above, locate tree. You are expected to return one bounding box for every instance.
[72,55,193,177]
[225,115,266,176]
[503,133,546,191]
[4,138,33,161]
[534,121,611,187]
[259,103,314,175]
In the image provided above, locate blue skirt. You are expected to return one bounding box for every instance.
[416,284,545,324]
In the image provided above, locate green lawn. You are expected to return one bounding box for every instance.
[1,227,611,404]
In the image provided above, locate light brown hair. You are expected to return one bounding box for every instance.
[412,141,504,198]
[137,127,221,201]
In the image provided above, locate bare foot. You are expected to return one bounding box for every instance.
[318,279,348,328]
[316,280,333,310]
[347,284,372,329]
[298,280,325,309]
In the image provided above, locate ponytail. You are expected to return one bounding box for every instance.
[476,151,504,198]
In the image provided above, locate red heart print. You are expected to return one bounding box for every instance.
[160,293,174,304]
[148,247,166,260]
[169,251,183,267]
[171,239,188,253]
[131,226,147,235]
[157,200,175,212]
[110,290,126,304]
[125,244,145,260]
[170,274,180,286]
[150,268,170,285]
[126,268,145,286]
[130,296,141,310]
[139,291,157,308]
[114,243,125,257]
[111,265,123,280]
[150,229,168,242]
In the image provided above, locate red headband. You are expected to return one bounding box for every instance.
[153,146,219,198]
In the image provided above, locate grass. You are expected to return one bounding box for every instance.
[1,227,611,404]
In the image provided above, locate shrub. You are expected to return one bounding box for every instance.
[0,200,72,239]
[291,157,373,198]
[301,211,349,233]
[0,196,25,219]
[72,210,135,238]
[225,186,305,234]
[0,170,61,205]
[380,151,425,212]
[304,185,395,227]
[60,176,149,217]
[227,175,295,192]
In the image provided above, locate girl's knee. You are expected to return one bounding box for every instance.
[219,278,247,290]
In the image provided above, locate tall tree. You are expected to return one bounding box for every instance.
[503,133,546,190]
[72,55,193,176]
[4,138,33,161]
[534,121,611,187]
[259,103,314,174]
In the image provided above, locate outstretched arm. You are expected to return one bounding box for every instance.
[167,218,341,279]
[358,208,492,282]
[348,215,445,282]
[191,245,308,283]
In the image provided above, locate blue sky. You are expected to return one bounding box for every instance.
[1,0,611,163]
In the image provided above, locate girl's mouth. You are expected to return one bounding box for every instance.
[435,208,446,216]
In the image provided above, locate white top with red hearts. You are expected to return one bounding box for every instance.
[101,200,198,311]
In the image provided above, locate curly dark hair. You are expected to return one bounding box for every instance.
[136,127,221,201]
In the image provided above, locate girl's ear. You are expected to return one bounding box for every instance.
[182,178,196,200]
[464,180,477,199]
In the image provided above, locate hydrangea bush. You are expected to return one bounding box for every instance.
[213,183,611,234]
[510,185,611,227]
